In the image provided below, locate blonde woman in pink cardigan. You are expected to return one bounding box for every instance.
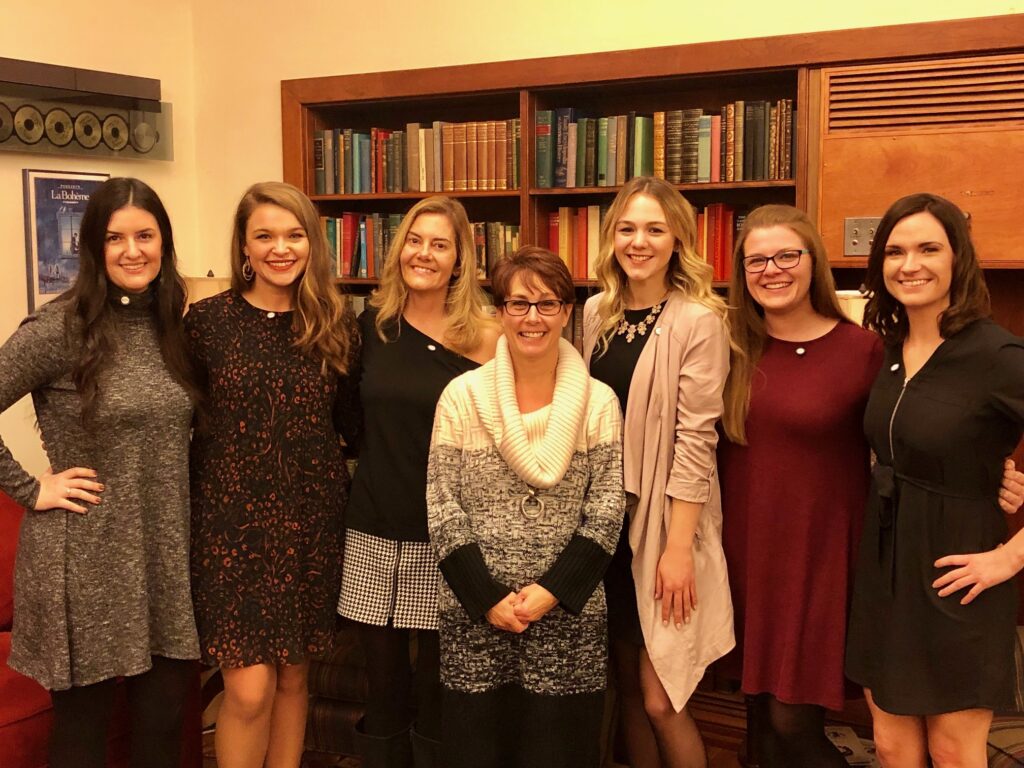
[583,176,735,768]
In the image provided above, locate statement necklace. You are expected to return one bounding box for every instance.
[616,301,665,343]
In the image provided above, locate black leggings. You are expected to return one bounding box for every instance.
[358,623,441,740]
[748,693,849,768]
[49,655,193,768]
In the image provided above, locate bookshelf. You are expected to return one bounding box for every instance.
[282,14,1024,749]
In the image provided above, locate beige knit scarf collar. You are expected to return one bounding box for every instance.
[469,335,590,489]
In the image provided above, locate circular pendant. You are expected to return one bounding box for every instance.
[520,488,545,520]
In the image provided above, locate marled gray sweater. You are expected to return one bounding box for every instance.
[0,295,198,690]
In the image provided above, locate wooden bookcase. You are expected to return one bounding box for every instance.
[282,13,1024,751]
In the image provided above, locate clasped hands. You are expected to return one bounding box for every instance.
[486,583,558,633]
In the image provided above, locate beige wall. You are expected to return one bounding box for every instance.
[1,0,1019,477]
[1,0,197,476]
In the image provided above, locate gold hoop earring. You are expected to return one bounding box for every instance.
[242,257,255,282]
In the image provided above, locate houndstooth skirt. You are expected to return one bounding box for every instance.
[337,529,440,630]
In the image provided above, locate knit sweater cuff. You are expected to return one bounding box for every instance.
[438,544,511,621]
[538,535,612,615]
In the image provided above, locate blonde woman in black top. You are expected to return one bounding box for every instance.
[337,196,498,767]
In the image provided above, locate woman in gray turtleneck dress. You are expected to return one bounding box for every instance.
[0,178,201,768]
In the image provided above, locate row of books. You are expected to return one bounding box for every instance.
[319,213,519,280]
[544,202,742,281]
[536,100,794,189]
[313,120,522,196]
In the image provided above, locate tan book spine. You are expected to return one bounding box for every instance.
[442,123,455,192]
[406,122,420,192]
[653,111,666,180]
[466,121,478,191]
[485,120,497,191]
[495,120,508,190]
[421,128,434,192]
[615,116,627,186]
[558,206,571,267]
[783,99,793,179]
[418,129,429,192]
[768,104,779,181]
[725,104,735,183]
[734,100,745,182]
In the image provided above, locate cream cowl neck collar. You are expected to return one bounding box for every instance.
[467,335,590,489]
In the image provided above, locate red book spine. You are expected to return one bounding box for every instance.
[342,213,356,277]
[548,212,559,252]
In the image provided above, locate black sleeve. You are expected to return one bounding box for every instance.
[438,543,512,621]
[537,535,614,615]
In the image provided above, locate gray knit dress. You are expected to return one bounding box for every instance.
[0,294,198,691]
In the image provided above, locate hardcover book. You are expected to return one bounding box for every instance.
[535,110,555,188]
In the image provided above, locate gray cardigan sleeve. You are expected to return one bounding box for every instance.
[0,303,73,509]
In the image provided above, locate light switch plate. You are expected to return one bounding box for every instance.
[844,217,881,256]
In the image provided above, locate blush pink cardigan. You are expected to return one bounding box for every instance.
[583,290,735,711]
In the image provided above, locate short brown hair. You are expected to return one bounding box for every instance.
[491,246,575,306]
[863,192,990,344]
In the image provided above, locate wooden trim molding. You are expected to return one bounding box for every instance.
[281,15,1024,105]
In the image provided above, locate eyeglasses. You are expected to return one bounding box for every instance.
[742,249,807,273]
[501,299,565,316]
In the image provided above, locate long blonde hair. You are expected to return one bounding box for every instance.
[722,204,847,444]
[593,177,728,355]
[369,196,492,355]
[230,181,354,375]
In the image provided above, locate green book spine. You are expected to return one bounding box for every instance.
[313,131,325,195]
[596,117,609,186]
[697,115,712,183]
[535,110,554,188]
[634,116,654,178]
[343,129,353,194]
[584,119,597,187]
[575,118,588,187]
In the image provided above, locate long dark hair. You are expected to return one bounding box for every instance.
[863,192,990,344]
[65,177,201,423]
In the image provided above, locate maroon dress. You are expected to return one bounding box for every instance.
[718,322,883,710]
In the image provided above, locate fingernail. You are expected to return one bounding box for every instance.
[675,623,682,630]
[98,485,105,491]
[685,616,691,625]
[662,620,669,627]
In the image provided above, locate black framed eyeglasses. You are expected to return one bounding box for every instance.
[501,299,565,316]
[742,249,807,273]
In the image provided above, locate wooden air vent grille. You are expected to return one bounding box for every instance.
[826,55,1024,133]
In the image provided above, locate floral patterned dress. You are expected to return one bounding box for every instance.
[187,290,356,667]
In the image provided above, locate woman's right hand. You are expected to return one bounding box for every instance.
[34,467,103,514]
[486,592,529,633]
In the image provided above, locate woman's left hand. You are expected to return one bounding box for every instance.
[655,543,697,628]
[998,459,1024,515]
[933,545,1023,605]
[512,583,558,623]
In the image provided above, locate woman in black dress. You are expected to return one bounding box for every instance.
[188,182,358,768]
[846,193,1024,768]
[337,196,498,767]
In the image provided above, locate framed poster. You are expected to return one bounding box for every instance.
[22,169,109,312]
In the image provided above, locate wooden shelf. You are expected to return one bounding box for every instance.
[531,181,795,196]
[312,190,519,202]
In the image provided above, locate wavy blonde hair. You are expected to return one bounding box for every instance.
[369,196,493,355]
[230,181,354,375]
[722,204,847,444]
[593,177,728,355]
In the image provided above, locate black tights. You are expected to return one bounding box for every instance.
[358,623,441,740]
[49,655,193,768]
[747,693,848,768]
